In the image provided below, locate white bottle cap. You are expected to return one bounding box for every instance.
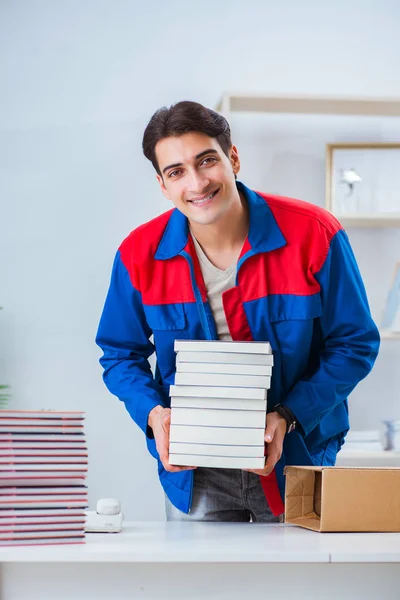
[96,498,121,515]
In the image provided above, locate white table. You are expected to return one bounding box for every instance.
[336,449,400,467]
[1,522,400,599]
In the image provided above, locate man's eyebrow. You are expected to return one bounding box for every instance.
[195,148,218,160]
[161,149,218,175]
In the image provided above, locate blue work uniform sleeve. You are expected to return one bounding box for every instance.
[95,251,164,438]
[283,229,380,436]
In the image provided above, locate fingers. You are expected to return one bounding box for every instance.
[244,441,282,477]
[157,409,196,471]
[264,419,277,443]
[263,453,278,476]
[264,428,274,443]
[162,461,197,473]
[161,409,171,435]
[244,460,276,477]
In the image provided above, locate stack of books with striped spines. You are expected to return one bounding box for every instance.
[169,340,273,470]
[344,430,382,452]
[0,410,88,546]
[392,421,400,451]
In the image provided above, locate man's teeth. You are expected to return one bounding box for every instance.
[192,190,217,204]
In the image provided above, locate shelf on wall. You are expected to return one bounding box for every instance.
[216,94,400,342]
[380,331,400,340]
[216,93,400,227]
[215,93,400,117]
[335,214,400,228]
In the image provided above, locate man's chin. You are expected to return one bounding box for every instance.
[188,212,221,227]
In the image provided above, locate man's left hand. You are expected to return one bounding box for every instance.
[245,411,287,477]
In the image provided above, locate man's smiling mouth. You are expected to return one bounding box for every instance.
[187,188,220,206]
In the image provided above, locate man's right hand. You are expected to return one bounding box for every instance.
[148,406,197,473]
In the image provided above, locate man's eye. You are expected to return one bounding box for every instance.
[202,157,217,165]
[169,170,181,178]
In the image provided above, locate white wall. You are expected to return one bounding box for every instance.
[0,0,399,520]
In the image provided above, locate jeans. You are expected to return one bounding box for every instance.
[165,467,281,522]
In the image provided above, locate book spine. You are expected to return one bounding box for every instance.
[174,340,272,354]
[170,396,267,411]
[169,442,265,457]
[174,372,271,389]
[176,351,274,366]
[170,407,266,428]
[169,385,266,400]
[169,424,265,446]
[169,454,265,469]
[176,362,273,376]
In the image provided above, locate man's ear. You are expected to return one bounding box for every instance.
[156,173,172,201]
[230,145,241,176]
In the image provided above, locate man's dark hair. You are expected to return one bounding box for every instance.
[142,100,233,176]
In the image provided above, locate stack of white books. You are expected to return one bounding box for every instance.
[383,420,400,452]
[169,340,273,470]
[393,422,400,452]
[0,410,88,546]
[343,430,382,452]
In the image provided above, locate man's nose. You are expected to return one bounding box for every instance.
[187,171,211,195]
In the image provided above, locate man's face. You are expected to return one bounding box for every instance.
[155,132,241,226]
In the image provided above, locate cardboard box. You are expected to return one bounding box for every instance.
[284,465,400,532]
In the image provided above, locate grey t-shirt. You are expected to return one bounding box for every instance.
[191,234,239,341]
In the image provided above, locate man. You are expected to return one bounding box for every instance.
[96,101,380,522]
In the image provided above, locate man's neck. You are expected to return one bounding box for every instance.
[189,190,249,253]
[189,189,249,271]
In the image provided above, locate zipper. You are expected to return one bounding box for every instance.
[235,249,257,286]
[179,250,213,340]
[180,247,262,513]
[236,249,282,403]
[179,250,214,514]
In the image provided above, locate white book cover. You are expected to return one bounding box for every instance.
[169,454,265,469]
[174,340,272,354]
[171,396,267,411]
[0,411,84,420]
[169,385,266,400]
[169,442,265,458]
[170,407,266,429]
[174,372,271,389]
[170,424,265,446]
[176,362,273,376]
[177,351,274,366]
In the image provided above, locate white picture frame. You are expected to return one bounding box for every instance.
[326,143,400,218]
[381,262,400,333]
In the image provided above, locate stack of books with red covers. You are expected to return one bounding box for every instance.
[169,340,273,470]
[0,410,88,546]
